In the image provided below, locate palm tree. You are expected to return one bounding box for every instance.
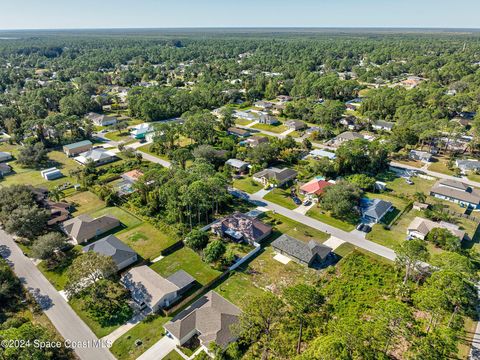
[49,187,65,202]
[413,191,426,203]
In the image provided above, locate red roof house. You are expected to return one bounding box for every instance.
[300,179,332,197]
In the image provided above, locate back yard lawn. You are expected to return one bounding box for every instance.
[65,191,106,215]
[117,222,179,260]
[111,314,171,360]
[213,270,266,309]
[150,247,221,286]
[263,188,297,210]
[251,122,288,134]
[89,207,142,228]
[306,207,356,232]
[376,172,435,198]
[233,176,262,194]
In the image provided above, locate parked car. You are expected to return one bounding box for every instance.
[292,197,302,205]
[405,178,414,185]
[357,224,372,233]
[302,199,312,206]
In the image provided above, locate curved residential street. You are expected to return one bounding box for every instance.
[0,230,115,360]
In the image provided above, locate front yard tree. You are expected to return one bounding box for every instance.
[219,107,234,131]
[185,229,209,252]
[65,252,117,297]
[395,239,429,285]
[4,205,49,239]
[31,232,67,261]
[203,239,226,263]
[319,181,362,221]
[283,284,324,354]
[0,259,22,310]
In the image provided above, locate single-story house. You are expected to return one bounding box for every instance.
[211,212,272,245]
[252,167,297,187]
[361,198,393,223]
[307,149,336,160]
[0,151,12,162]
[258,114,279,125]
[74,148,117,166]
[328,131,363,147]
[225,159,250,173]
[277,95,293,103]
[407,217,466,240]
[245,136,268,147]
[339,116,361,131]
[413,202,430,211]
[300,178,333,197]
[121,266,195,312]
[374,181,387,191]
[233,110,257,121]
[40,167,63,181]
[131,123,153,139]
[63,140,93,157]
[62,214,120,244]
[164,291,241,349]
[372,120,394,132]
[272,235,333,267]
[0,163,12,177]
[456,159,480,174]
[285,120,306,130]
[83,235,137,271]
[227,127,250,138]
[430,179,480,208]
[409,150,432,163]
[87,112,117,127]
[121,169,144,183]
[254,101,274,110]
[32,188,71,226]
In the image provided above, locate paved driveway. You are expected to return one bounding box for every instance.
[0,230,115,360]
[137,335,177,360]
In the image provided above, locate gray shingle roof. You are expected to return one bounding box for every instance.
[166,270,196,290]
[362,199,393,220]
[253,167,297,183]
[83,235,136,268]
[272,234,332,264]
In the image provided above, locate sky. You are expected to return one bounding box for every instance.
[1,0,479,30]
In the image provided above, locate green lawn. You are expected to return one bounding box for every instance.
[251,122,288,134]
[394,158,424,168]
[264,212,330,243]
[37,246,82,290]
[467,172,480,183]
[89,207,143,228]
[163,351,184,360]
[137,144,170,161]
[150,247,221,286]
[69,297,125,338]
[214,270,266,309]
[235,118,253,126]
[233,176,262,194]
[376,172,435,198]
[110,314,170,360]
[65,191,106,215]
[306,207,356,231]
[104,131,131,142]
[263,188,297,210]
[117,222,179,260]
[334,243,394,265]
[428,159,455,175]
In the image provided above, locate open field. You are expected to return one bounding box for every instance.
[306,207,356,231]
[65,191,106,215]
[89,206,143,228]
[251,122,288,134]
[233,176,263,194]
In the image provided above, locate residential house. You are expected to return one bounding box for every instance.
[131,123,154,139]
[254,101,274,110]
[62,214,120,244]
[456,159,480,175]
[409,150,432,163]
[63,140,93,157]
[245,136,268,147]
[272,235,333,267]
[372,120,394,132]
[285,120,306,131]
[121,266,195,312]
[86,112,117,127]
[164,291,241,350]
[328,131,363,148]
[40,167,63,181]
[233,110,257,121]
[122,169,144,183]
[31,188,71,226]
[74,148,117,166]
[258,113,279,125]
[407,217,466,240]
[227,127,250,138]
[361,198,393,223]
[252,167,297,187]
[83,235,138,271]
[299,178,333,198]
[225,159,250,173]
[307,149,336,160]
[211,212,272,245]
[0,163,12,177]
[277,95,293,103]
[339,116,361,131]
[0,151,12,162]
[430,179,480,208]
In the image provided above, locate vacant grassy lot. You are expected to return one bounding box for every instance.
[235,118,253,126]
[264,212,330,243]
[251,122,288,134]
[150,247,221,286]
[394,158,424,168]
[214,270,266,309]
[89,207,142,228]
[306,207,356,231]
[263,188,297,210]
[111,314,171,360]
[117,222,179,260]
[428,158,455,175]
[376,172,435,198]
[233,176,262,194]
[65,191,106,215]
[104,131,131,142]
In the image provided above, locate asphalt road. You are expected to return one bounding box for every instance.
[0,230,116,360]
